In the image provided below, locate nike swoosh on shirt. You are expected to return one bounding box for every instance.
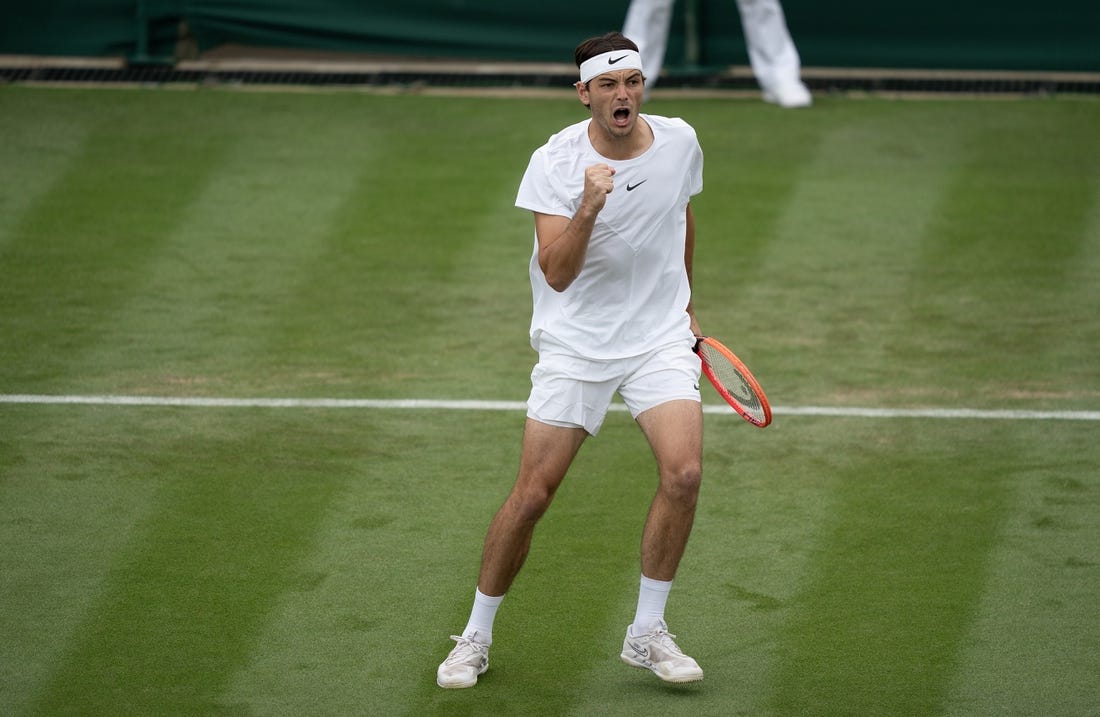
[608,55,629,64]
[626,180,647,191]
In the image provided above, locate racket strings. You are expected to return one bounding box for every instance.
[698,344,765,417]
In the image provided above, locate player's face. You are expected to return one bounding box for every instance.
[579,69,646,140]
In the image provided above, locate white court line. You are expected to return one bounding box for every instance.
[1,394,1098,421]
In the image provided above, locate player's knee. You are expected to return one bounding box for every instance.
[508,483,556,524]
[661,462,702,506]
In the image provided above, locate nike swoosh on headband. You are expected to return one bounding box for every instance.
[579,50,643,83]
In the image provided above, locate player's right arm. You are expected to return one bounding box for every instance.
[534,164,614,292]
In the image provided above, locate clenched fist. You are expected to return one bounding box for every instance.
[582,163,616,213]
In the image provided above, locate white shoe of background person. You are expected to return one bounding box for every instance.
[762,78,813,108]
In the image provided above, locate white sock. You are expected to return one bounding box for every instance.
[462,588,504,645]
[631,574,672,635]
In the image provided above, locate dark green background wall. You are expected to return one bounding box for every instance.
[2,0,1097,71]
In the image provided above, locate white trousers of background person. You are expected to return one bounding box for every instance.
[622,0,812,107]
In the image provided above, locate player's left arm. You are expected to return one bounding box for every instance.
[684,203,701,337]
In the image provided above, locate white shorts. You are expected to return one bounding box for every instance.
[526,334,701,436]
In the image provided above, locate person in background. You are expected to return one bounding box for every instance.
[624,0,812,107]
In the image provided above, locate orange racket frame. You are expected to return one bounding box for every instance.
[693,336,772,427]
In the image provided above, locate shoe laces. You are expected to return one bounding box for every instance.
[445,634,487,665]
[648,626,687,657]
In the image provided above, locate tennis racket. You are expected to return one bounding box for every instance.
[693,336,772,427]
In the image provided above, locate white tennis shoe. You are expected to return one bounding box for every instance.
[762,80,813,109]
[620,621,704,683]
[436,633,490,688]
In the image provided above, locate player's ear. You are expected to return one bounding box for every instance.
[575,81,590,109]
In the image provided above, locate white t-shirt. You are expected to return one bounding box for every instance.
[515,114,704,360]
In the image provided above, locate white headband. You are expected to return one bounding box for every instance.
[578,49,644,84]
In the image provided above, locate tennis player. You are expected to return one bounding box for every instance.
[436,31,706,688]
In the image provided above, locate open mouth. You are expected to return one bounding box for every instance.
[613,107,632,126]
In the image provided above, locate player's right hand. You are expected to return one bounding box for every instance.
[582,164,615,212]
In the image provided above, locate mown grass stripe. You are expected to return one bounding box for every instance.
[941,425,1099,715]
[0,90,93,252]
[0,90,236,388]
[695,102,975,411]
[0,410,170,717]
[767,422,1019,715]
[900,102,1100,405]
[62,92,385,398]
[25,414,364,717]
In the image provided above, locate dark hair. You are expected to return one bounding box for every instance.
[573,32,639,68]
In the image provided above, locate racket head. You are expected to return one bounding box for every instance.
[693,336,772,427]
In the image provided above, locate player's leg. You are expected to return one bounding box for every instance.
[437,418,586,688]
[477,419,588,596]
[635,398,703,583]
[438,334,615,688]
[620,398,704,682]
